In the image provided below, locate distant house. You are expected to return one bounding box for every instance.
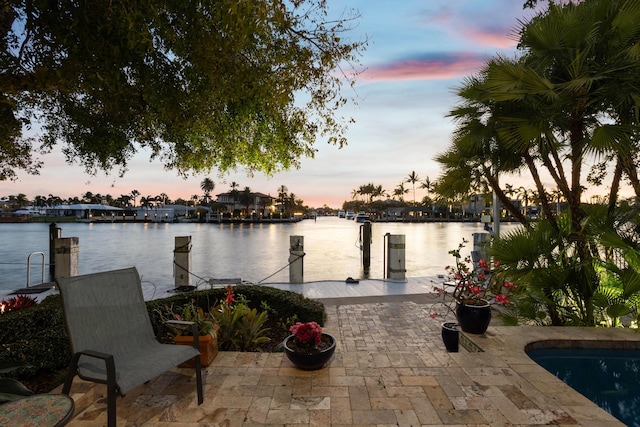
[215,192,274,216]
[134,204,212,222]
[46,204,124,219]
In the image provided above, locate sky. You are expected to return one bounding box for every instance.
[3,1,548,209]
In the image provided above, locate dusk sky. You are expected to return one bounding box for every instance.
[4,1,548,208]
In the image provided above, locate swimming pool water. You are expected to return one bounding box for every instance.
[528,348,640,427]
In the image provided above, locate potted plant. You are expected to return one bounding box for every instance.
[440,322,459,352]
[283,321,336,370]
[431,239,516,335]
[159,299,219,367]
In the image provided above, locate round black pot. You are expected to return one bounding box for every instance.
[283,333,336,370]
[455,299,491,335]
[441,322,459,352]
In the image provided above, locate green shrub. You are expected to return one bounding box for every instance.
[0,285,325,389]
[0,295,70,379]
[146,285,326,332]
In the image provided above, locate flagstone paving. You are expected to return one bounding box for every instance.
[59,297,629,426]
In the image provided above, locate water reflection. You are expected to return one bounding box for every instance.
[1,218,520,290]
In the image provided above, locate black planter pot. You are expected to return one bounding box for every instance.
[283,333,336,370]
[455,299,491,335]
[441,322,459,352]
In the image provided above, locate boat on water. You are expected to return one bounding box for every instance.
[355,212,370,222]
[345,211,355,220]
[338,210,345,218]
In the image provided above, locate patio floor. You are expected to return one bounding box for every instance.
[56,289,632,426]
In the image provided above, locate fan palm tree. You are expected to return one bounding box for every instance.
[130,190,140,207]
[393,182,408,202]
[405,171,420,205]
[419,177,433,201]
[200,178,215,204]
[438,0,640,325]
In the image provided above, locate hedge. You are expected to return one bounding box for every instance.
[0,285,326,383]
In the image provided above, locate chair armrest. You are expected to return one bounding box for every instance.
[69,349,116,387]
[76,349,114,361]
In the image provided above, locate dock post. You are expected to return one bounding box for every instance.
[174,236,192,288]
[361,221,371,275]
[289,236,304,284]
[49,223,61,276]
[385,234,406,281]
[472,232,491,262]
[54,237,79,279]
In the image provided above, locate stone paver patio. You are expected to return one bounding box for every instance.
[58,298,629,426]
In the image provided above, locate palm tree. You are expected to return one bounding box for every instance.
[130,190,140,207]
[516,187,530,218]
[240,187,252,216]
[405,171,420,205]
[419,176,433,201]
[200,178,215,204]
[393,182,408,202]
[372,184,387,202]
[116,194,131,208]
[158,193,169,206]
[277,185,288,212]
[438,0,640,326]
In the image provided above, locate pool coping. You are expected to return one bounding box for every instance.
[466,325,638,426]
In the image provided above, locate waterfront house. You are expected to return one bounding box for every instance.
[215,191,274,216]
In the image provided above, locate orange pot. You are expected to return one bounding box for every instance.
[174,331,218,367]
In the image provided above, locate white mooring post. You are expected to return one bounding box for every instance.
[289,235,304,284]
[174,236,192,288]
[54,237,79,280]
[472,232,491,261]
[385,234,406,281]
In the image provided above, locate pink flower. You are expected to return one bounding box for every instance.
[503,281,516,289]
[494,260,501,267]
[290,321,323,345]
[429,312,438,319]
[494,294,510,305]
[469,286,482,294]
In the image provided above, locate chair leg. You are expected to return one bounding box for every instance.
[103,354,118,427]
[62,353,82,395]
[194,353,204,405]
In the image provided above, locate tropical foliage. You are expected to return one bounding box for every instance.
[437,0,640,326]
[209,286,270,351]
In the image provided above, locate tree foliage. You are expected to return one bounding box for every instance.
[0,0,366,181]
[438,0,640,326]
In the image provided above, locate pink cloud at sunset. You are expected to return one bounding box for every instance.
[460,26,519,50]
[363,53,486,82]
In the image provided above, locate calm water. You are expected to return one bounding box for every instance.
[0,217,518,291]
[528,348,640,427]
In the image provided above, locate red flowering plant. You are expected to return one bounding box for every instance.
[287,321,331,354]
[429,239,517,319]
[0,295,37,315]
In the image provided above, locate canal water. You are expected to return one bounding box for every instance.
[0,217,520,292]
